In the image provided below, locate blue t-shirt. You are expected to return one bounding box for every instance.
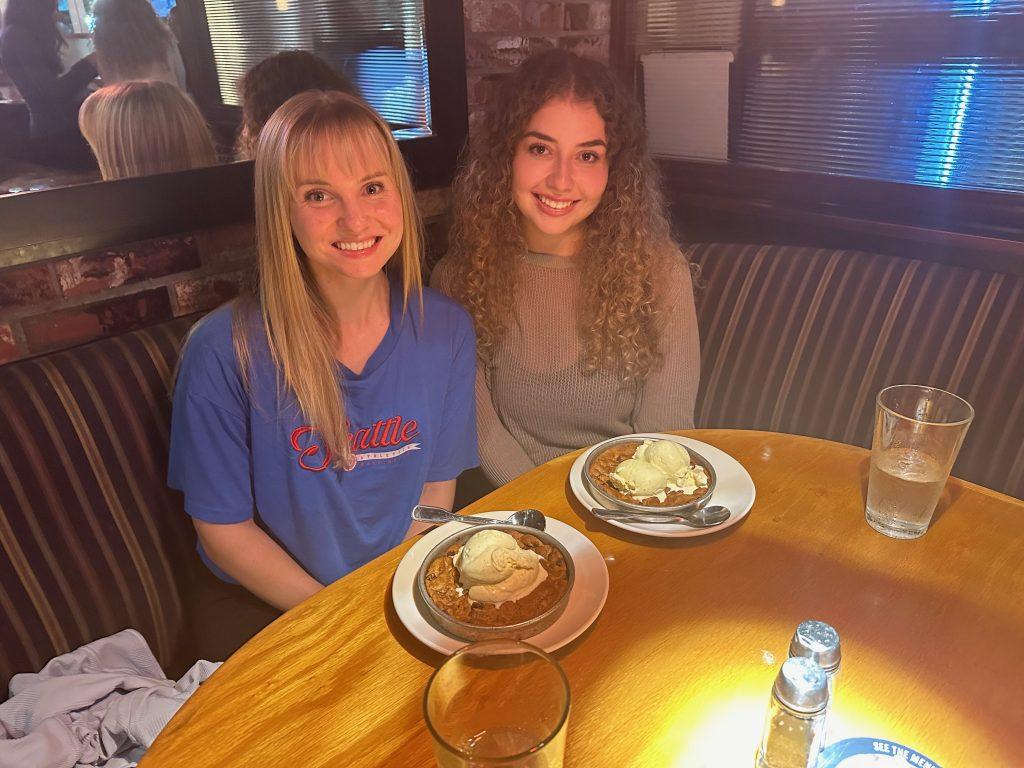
[168,284,478,585]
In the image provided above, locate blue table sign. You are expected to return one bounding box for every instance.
[819,738,943,768]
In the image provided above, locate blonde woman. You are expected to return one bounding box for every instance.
[79,80,216,179]
[433,50,700,487]
[168,91,476,658]
[91,0,186,88]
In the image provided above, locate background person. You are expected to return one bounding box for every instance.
[0,0,97,169]
[79,80,216,179]
[91,0,186,88]
[235,49,357,159]
[433,50,700,488]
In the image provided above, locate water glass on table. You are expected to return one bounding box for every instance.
[423,639,570,767]
[865,384,974,539]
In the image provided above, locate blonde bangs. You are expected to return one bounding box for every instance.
[240,90,424,470]
[283,116,390,192]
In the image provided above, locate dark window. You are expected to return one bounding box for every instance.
[196,0,432,136]
[631,0,1024,194]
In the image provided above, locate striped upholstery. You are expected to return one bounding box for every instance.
[689,244,1024,499]
[0,316,200,692]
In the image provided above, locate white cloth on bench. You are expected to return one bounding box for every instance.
[0,629,219,768]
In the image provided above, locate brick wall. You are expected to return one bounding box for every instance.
[0,227,251,363]
[464,1,610,132]
[0,1,611,364]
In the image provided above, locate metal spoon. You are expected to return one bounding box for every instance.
[412,504,547,531]
[590,505,731,527]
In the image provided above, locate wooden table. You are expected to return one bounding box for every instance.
[141,430,1024,767]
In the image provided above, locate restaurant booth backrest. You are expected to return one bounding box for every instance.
[1,243,1021,694]
[0,315,201,693]
[688,243,1024,500]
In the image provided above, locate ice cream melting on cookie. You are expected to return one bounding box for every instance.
[609,439,709,502]
[454,530,548,605]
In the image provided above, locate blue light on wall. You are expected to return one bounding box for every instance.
[150,0,175,17]
[951,0,994,15]
[737,0,1024,193]
[936,62,977,186]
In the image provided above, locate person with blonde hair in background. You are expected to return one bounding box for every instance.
[168,91,477,660]
[79,80,216,179]
[433,50,700,489]
[90,0,186,88]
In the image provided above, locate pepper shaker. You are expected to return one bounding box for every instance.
[755,657,829,768]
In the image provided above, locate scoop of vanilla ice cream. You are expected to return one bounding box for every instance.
[454,529,547,604]
[635,439,691,476]
[610,457,669,497]
[454,530,520,585]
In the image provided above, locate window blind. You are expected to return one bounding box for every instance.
[634,0,743,55]
[635,0,1024,194]
[200,0,432,134]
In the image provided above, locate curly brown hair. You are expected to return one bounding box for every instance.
[446,49,682,382]
[236,51,357,159]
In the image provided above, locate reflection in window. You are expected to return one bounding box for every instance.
[633,0,1024,193]
[59,0,173,32]
[201,0,432,136]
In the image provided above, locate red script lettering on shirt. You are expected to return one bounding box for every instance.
[290,415,420,472]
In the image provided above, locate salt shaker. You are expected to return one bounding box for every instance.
[755,657,829,768]
[789,620,841,697]
[789,619,841,747]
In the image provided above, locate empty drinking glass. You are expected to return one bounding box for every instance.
[865,385,974,539]
[423,639,570,767]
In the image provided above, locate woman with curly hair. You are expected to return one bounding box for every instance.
[432,49,699,487]
[235,50,357,159]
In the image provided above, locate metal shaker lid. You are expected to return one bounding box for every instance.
[773,657,829,714]
[789,619,841,673]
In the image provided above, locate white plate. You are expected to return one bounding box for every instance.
[392,512,609,654]
[569,433,756,539]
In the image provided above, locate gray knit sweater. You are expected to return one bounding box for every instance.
[432,250,701,486]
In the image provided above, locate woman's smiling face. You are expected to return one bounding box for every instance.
[288,141,404,289]
[511,97,610,257]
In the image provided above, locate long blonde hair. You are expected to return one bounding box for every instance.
[91,0,178,84]
[238,90,424,470]
[79,81,216,180]
[447,50,681,382]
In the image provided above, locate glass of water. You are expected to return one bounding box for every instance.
[423,639,570,767]
[865,384,974,539]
